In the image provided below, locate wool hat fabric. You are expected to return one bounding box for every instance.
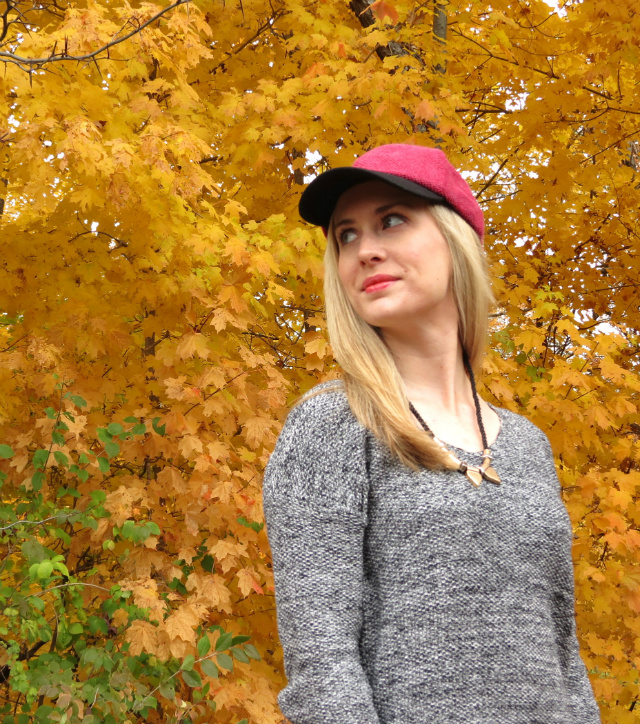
[298,144,485,243]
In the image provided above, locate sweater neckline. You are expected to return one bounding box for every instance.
[433,402,504,457]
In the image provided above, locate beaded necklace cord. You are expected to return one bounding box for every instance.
[408,352,501,488]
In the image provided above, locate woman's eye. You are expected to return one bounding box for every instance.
[382,214,405,229]
[339,228,358,245]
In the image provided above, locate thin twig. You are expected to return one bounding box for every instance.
[0,0,188,68]
[31,582,111,597]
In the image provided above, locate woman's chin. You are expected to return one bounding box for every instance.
[360,311,412,333]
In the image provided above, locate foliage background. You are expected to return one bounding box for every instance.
[1,0,639,721]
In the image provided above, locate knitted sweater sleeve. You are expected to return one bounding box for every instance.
[539,435,602,722]
[262,389,380,724]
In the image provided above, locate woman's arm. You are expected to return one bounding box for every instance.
[262,390,380,724]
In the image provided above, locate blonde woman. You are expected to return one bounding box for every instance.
[262,144,600,724]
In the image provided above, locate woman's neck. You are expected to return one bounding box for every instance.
[381,324,471,415]
[381,322,500,452]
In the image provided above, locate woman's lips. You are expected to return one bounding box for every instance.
[362,275,399,293]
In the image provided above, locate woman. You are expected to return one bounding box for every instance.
[261,144,600,724]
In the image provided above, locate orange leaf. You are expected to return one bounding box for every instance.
[415,99,435,122]
[365,0,399,23]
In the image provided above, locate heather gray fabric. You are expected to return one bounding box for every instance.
[262,383,601,724]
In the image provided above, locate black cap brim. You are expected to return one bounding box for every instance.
[298,167,445,228]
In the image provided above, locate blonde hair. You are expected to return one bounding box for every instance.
[320,201,494,471]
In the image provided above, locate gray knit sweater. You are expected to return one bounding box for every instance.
[262,383,601,724]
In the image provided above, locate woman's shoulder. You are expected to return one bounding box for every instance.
[281,378,365,435]
[493,404,550,437]
[263,379,369,512]
[491,404,555,456]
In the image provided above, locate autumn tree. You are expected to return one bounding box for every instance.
[0,0,639,722]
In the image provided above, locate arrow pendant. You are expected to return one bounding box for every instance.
[465,468,484,488]
[480,450,501,485]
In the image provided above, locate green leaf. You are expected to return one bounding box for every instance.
[51,431,65,445]
[34,705,54,723]
[107,423,124,435]
[526,365,542,382]
[97,456,110,474]
[158,682,175,700]
[124,416,138,423]
[44,407,57,419]
[97,428,113,443]
[231,634,251,645]
[32,448,49,471]
[181,669,202,688]
[231,646,249,663]
[200,659,219,678]
[53,561,69,577]
[30,595,45,612]
[90,490,107,504]
[36,560,54,579]
[237,515,264,533]
[78,452,90,464]
[197,635,211,657]
[142,696,157,710]
[243,643,261,660]
[31,472,45,491]
[146,521,161,535]
[132,423,146,435]
[61,486,81,498]
[216,652,233,671]
[168,577,188,596]
[67,394,87,408]
[215,631,233,651]
[55,527,72,546]
[84,516,98,530]
[69,622,83,635]
[181,654,195,671]
[21,539,46,562]
[88,616,108,635]
[53,451,69,467]
[0,445,14,459]
[104,441,120,459]
[121,520,135,539]
[152,417,166,436]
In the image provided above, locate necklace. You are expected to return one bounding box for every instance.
[408,353,501,488]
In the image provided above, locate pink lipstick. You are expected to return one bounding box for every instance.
[362,274,399,293]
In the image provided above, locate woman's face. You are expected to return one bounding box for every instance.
[332,180,456,334]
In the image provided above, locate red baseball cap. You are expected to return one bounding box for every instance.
[298,143,484,243]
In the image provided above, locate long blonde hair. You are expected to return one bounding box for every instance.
[320,200,494,471]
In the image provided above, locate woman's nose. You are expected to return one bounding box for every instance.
[357,232,387,264]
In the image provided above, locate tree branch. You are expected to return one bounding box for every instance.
[0,0,188,70]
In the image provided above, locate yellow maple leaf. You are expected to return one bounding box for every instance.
[126,620,159,657]
[176,333,211,360]
[162,603,202,644]
[237,568,264,597]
